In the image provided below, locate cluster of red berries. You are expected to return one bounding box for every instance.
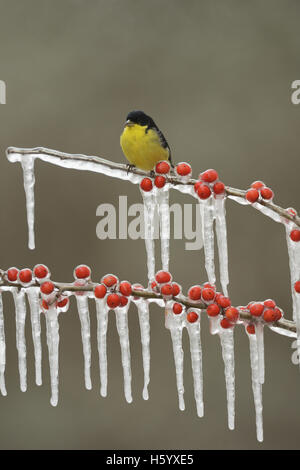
[243,299,284,334]
[194,169,225,200]
[140,160,171,192]
[245,181,274,204]
[94,273,132,309]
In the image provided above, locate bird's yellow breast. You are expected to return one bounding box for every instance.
[120,124,169,171]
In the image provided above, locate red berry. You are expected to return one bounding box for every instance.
[225,307,239,323]
[246,189,259,203]
[119,296,128,307]
[7,268,19,282]
[200,169,218,183]
[201,288,215,302]
[273,308,282,321]
[176,162,192,177]
[151,280,159,292]
[213,181,225,195]
[188,285,202,301]
[41,299,49,311]
[287,207,297,216]
[119,281,132,297]
[294,281,300,294]
[264,299,276,309]
[94,284,107,299]
[34,264,49,279]
[187,311,199,323]
[203,282,216,290]
[263,309,277,322]
[206,303,220,317]
[251,181,265,190]
[40,281,55,295]
[101,274,118,288]
[173,303,183,315]
[171,282,181,296]
[19,269,32,284]
[290,230,300,242]
[107,293,121,309]
[246,324,255,335]
[155,270,172,284]
[154,175,166,188]
[140,177,153,192]
[74,265,91,279]
[57,297,69,308]
[249,303,264,317]
[220,318,233,329]
[217,295,231,308]
[155,161,170,174]
[260,187,273,200]
[197,184,211,200]
[194,181,202,193]
[161,283,173,296]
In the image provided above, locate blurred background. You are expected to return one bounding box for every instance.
[0,0,299,450]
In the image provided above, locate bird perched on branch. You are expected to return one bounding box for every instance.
[120,110,173,172]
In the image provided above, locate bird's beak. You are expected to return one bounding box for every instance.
[125,119,134,127]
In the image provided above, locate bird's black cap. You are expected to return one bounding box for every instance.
[126,110,155,127]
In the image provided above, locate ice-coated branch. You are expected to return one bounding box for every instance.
[6,146,300,227]
[0,271,295,336]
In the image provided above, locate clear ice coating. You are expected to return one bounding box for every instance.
[0,293,6,396]
[26,287,42,386]
[140,189,156,282]
[21,156,36,250]
[115,303,132,403]
[135,299,151,400]
[45,305,60,407]
[256,322,265,384]
[76,295,92,390]
[95,298,109,397]
[285,222,300,369]
[157,186,170,272]
[215,197,229,296]
[165,303,185,411]
[219,328,235,430]
[200,198,216,286]
[247,330,263,442]
[12,288,27,392]
[186,310,204,417]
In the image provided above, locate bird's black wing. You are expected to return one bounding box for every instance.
[147,122,174,168]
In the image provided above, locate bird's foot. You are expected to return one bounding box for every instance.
[126,164,136,174]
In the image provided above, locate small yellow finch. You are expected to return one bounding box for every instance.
[120,110,173,171]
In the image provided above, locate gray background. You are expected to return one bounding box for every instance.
[0,0,299,450]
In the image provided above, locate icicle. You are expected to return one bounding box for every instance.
[214,197,229,296]
[26,287,42,386]
[157,186,170,272]
[0,293,6,396]
[247,332,263,442]
[20,156,35,249]
[115,304,132,403]
[95,298,109,397]
[140,189,156,282]
[285,222,300,369]
[255,322,265,384]
[136,299,150,400]
[12,288,27,392]
[253,201,281,224]
[219,328,235,430]
[45,305,60,406]
[200,197,216,285]
[76,295,92,390]
[165,303,185,411]
[186,310,203,417]
[209,316,220,335]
